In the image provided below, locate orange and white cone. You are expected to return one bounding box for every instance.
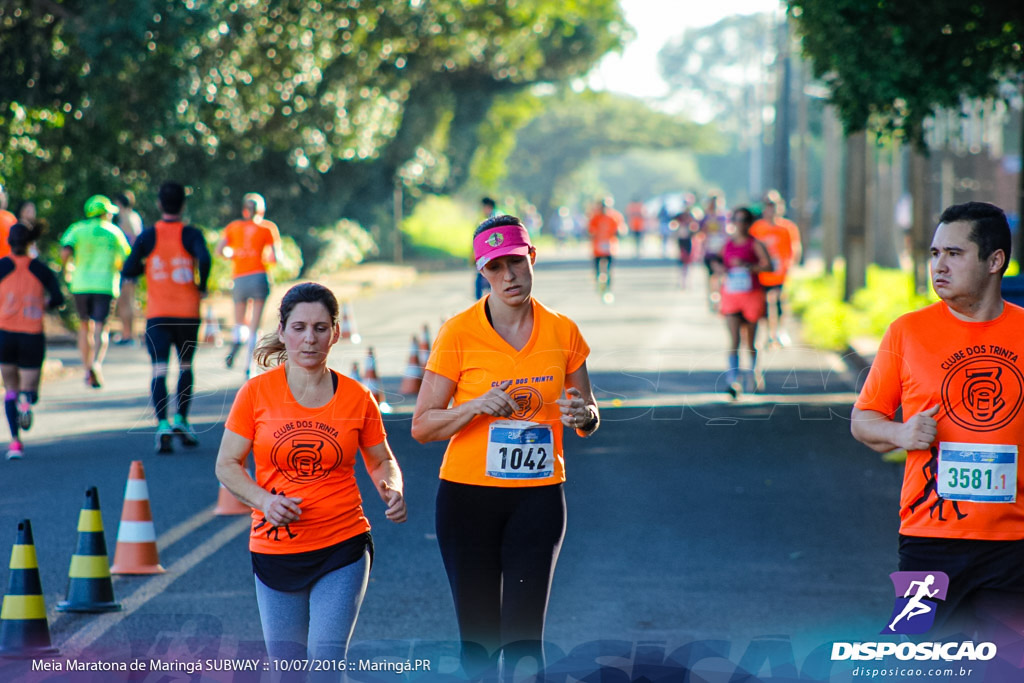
[110,461,165,575]
[418,324,431,368]
[214,484,251,516]
[340,301,361,344]
[363,347,390,412]
[399,336,424,395]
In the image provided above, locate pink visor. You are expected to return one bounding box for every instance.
[473,224,532,270]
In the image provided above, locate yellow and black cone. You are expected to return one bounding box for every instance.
[0,519,59,658]
[57,487,121,613]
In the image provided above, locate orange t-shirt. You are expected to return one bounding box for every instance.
[223,218,280,279]
[855,302,1024,541]
[225,365,387,554]
[626,202,645,233]
[750,219,794,287]
[425,297,590,487]
[0,210,15,260]
[588,211,624,257]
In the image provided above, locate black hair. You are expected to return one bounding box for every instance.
[481,196,496,209]
[474,214,524,238]
[8,222,34,255]
[158,182,186,214]
[938,202,1011,275]
[732,206,755,226]
[253,282,340,368]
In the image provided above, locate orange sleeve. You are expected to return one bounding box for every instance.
[854,324,903,419]
[359,390,387,449]
[425,318,462,382]
[225,381,257,439]
[565,318,590,375]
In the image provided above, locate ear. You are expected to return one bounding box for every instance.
[331,322,341,344]
[529,247,537,265]
[990,248,1007,274]
[277,324,285,345]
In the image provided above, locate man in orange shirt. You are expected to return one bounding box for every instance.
[750,191,801,347]
[217,192,282,377]
[852,202,1024,634]
[0,185,17,260]
[122,182,211,453]
[588,197,626,304]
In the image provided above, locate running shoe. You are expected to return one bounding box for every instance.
[155,420,174,454]
[87,365,103,389]
[726,381,743,400]
[601,291,615,305]
[16,393,32,431]
[172,416,200,448]
[5,440,23,460]
[225,342,242,369]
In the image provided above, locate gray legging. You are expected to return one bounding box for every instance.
[254,551,370,670]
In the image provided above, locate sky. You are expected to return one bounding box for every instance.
[589,0,783,99]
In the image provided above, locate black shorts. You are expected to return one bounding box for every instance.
[899,535,1024,632]
[0,331,45,369]
[74,293,114,323]
[145,318,200,366]
[704,254,723,275]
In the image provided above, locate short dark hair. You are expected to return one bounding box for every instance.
[481,197,496,209]
[114,191,135,209]
[158,182,186,214]
[7,222,33,255]
[474,214,523,238]
[938,202,1011,275]
[732,207,754,226]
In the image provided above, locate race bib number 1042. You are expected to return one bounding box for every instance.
[486,421,554,480]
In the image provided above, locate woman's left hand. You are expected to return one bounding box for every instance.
[556,388,592,429]
[377,480,407,523]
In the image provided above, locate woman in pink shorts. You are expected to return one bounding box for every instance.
[716,207,770,398]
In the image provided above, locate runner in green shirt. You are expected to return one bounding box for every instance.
[59,195,132,388]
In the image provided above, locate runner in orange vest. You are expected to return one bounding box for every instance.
[0,185,16,261]
[587,198,626,303]
[121,182,212,453]
[626,199,646,258]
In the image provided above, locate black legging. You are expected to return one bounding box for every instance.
[436,480,566,678]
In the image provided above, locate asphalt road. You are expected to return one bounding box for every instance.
[1,253,1018,682]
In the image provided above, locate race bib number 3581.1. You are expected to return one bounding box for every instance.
[937,442,1017,503]
[486,420,554,480]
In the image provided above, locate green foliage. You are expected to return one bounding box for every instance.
[401,195,477,260]
[301,220,378,278]
[791,264,937,350]
[788,0,1024,145]
[0,0,627,262]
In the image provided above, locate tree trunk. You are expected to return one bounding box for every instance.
[909,148,931,295]
[844,131,868,301]
[821,106,842,274]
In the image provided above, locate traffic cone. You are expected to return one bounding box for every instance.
[0,519,59,658]
[110,461,165,575]
[363,347,391,412]
[201,305,222,347]
[399,335,423,395]
[418,324,431,367]
[57,487,121,613]
[340,301,361,344]
[214,483,251,516]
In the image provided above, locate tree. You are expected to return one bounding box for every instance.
[0,0,627,267]
[503,90,718,220]
[789,0,1024,285]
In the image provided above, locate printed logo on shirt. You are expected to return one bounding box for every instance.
[270,423,344,484]
[510,386,542,421]
[941,350,1024,431]
[881,571,949,635]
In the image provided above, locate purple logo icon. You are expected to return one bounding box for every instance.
[882,571,949,635]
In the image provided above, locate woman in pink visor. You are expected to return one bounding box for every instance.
[412,214,600,679]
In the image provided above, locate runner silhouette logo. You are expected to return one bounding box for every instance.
[881,571,949,635]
